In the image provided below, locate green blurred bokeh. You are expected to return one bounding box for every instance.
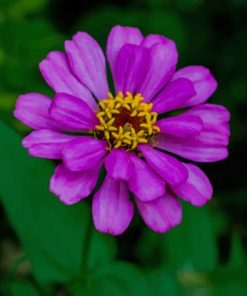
[0,0,247,295]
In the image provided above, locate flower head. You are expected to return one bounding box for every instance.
[14,25,230,235]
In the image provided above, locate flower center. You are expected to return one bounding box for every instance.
[95,92,160,150]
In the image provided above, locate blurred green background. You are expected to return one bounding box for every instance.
[0,0,246,295]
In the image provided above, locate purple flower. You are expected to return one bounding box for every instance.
[14,25,230,235]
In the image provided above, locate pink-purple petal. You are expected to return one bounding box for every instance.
[157,134,229,162]
[138,41,178,101]
[138,144,188,186]
[39,51,96,110]
[106,25,143,78]
[114,44,150,94]
[127,153,165,202]
[171,163,213,207]
[136,191,182,233]
[62,137,107,172]
[65,32,109,100]
[157,114,203,137]
[184,104,230,136]
[14,93,60,130]
[172,66,218,106]
[22,129,74,159]
[50,164,101,205]
[49,93,97,132]
[104,148,133,181]
[141,34,174,48]
[152,78,196,113]
[92,175,134,235]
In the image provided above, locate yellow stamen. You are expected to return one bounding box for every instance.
[95,92,160,150]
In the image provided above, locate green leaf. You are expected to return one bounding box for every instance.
[72,262,150,296]
[162,202,217,271]
[10,280,40,296]
[228,232,246,268]
[88,231,117,270]
[146,268,182,296]
[0,19,63,93]
[0,0,48,19]
[0,122,116,283]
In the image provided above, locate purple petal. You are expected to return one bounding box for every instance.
[93,175,134,235]
[152,78,196,113]
[191,125,229,146]
[138,144,188,186]
[49,93,97,132]
[114,44,150,94]
[62,137,107,171]
[172,66,218,107]
[157,114,203,137]
[157,134,229,162]
[138,41,178,101]
[23,129,74,159]
[14,93,60,130]
[50,163,101,205]
[184,103,230,136]
[65,32,109,100]
[136,191,182,233]
[171,163,213,206]
[127,153,165,202]
[39,51,96,110]
[106,25,143,79]
[104,148,133,181]
[141,34,174,48]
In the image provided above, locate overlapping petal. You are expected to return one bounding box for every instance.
[152,78,196,113]
[65,32,109,99]
[93,175,134,235]
[138,144,188,186]
[157,133,229,162]
[104,148,133,181]
[172,66,217,107]
[107,25,143,77]
[14,93,60,130]
[23,129,74,159]
[171,163,213,206]
[157,114,203,137]
[127,153,165,202]
[49,93,98,132]
[50,164,101,204]
[138,41,178,101]
[114,44,150,94]
[62,137,107,171]
[39,51,96,110]
[184,104,230,136]
[136,191,182,233]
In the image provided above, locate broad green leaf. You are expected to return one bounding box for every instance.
[88,231,117,270]
[211,267,247,296]
[0,0,48,19]
[0,122,116,283]
[10,280,40,296]
[72,262,150,296]
[0,19,63,93]
[228,232,246,268]
[162,202,217,271]
[146,268,182,296]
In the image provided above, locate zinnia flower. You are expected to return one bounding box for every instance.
[14,25,230,235]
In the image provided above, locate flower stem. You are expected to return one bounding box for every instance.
[81,218,93,274]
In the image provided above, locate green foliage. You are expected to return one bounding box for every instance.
[163,202,217,271]
[72,262,150,296]
[0,122,117,285]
